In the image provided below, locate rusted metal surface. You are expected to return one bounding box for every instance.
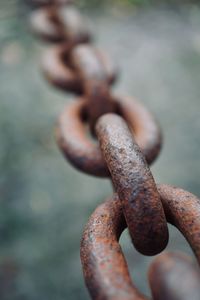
[81,194,148,300]
[30,6,91,43]
[71,45,117,85]
[29,0,200,298]
[43,43,118,132]
[96,114,168,255]
[115,96,162,165]
[56,98,109,177]
[85,82,117,135]
[42,44,117,94]
[41,44,82,93]
[56,96,162,177]
[71,45,118,132]
[81,188,200,300]
[149,252,200,300]
[158,184,200,263]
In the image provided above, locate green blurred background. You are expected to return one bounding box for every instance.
[1,0,200,299]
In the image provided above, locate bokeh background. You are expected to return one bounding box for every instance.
[1,0,200,299]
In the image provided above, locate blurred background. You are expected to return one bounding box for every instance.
[1,0,200,299]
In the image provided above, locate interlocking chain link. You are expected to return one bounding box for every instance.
[28,1,200,299]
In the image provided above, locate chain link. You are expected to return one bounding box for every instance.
[28,0,200,299]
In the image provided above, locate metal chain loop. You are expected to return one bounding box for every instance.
[28,0,200,299]
[81,191,200,300]
[56,96,162,176]
[30,5,91,43]
[42,44,117,93]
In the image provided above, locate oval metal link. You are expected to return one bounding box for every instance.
[56,96,162,177]
[148,252,200,300]
[30,6,91,43]
[81,188,200,300]
[96,114,168,255]
[42,44,117,93]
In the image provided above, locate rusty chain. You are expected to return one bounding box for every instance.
[28,0,200,299]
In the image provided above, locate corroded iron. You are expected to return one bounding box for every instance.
[96,114,168,255]
[158,184,200,262]
[42,44,117,93]
[56,97,109,177]
[41,44,82,93]
[81,188,200,300]
[56,96,162,177]
[84,82,117,135]
[71,45,117,84]
[71,45,118,132]
[81,194,148,300]
[149,252,200,300]
[30,6,91,43]
[28,0,200,298]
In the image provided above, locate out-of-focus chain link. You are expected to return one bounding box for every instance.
[28,0,200,299]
